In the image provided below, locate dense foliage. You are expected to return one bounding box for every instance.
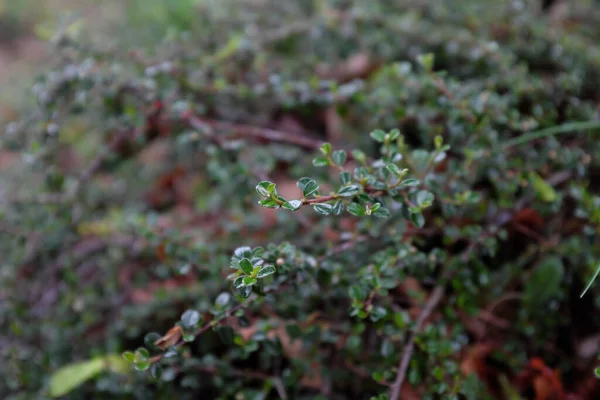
[2,0,600,399]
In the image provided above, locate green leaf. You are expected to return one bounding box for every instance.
[255,181,273,197]
[340,172,352,185]
[320,142,332,155]
[181,309,201,328]
[400,179,420,187]
[238,258,254,275]
[259,198,280,209]
[122,351,135,363]
[333,201,345,215]
[525,256,564,305]
[338,184,361,197]
[243,277,258,287]
[135,348,149,361]
[410,212,425,228]
[417,52,435,70]
[150,364,162,380]
[370,129,386,142]
[332,150,347,166]
[233,276,245,289]
[215,292,231,308]
[528,171,557,202]
[239,286,253,298]
[144,332,161,349]
[349,285,366,301]
[373,206,391,218]
[49,355,129,397]
[282,200,302,211]
[386,164,407,177]
[313,156,330,167]
[348,202,366,216]
[297,177,319,197]
[313,203,333,215]
[381,340,394,357]
[595,367,600,378]
[257,265,276,278]
[354,167,369,180]
[389,129,401,141]
[352,149,366,164]
[234,247,252,259]
[416,190,435,208]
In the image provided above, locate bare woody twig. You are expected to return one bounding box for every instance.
[389,285,445,400]
[186,115,324,151]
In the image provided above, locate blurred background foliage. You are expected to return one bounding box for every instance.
[1,0,600,399]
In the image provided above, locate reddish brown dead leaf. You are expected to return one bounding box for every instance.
[512,208,544,232]
[461,343,510,398]
[154,325,182,349]
[156,242,167,262]
[317,52,381,82]
[515,357,565,400]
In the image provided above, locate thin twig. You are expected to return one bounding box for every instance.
[500,120,600,150]
[187,115,324,151]
[389,285,445,400]
[149,301,247,364]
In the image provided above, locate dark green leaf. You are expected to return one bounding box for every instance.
[354,167,369,180]
[340,172,352,185]
[400,179,420,187]
[525,256,564,305]
[144,333,161,349]
[181,310,201,328]
[313,156,329,167]
[150,364,162,380]
[386,164,407,177]
[239,286,253,298]
[259,198,280,209]
[216,326,234,345]
[215,292,231,307]
[348,202,366,216]
[370,129,386,142]
[373,206,391,218]
[332,150,347,166]
[255,181,273,197]
[282,200,302,211]
[313,203,333,215]
[233,276,245,289]
[243,277,258,286]
[332,200,345,215]
[338,184,361,197]
[238,258,254,275]
[297,177,319,197]
[234,247,252,259]
[257,265,276,278]
[416,190,434,208]
[381,340,394,357]
[389,129,401,141]
[410,212,425,228]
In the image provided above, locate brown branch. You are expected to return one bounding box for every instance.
[303,195,338,205]
[186,115,324,151]
[149,301,248,364]
[389,284,445,400]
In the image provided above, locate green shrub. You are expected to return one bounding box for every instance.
[2,1,600,399]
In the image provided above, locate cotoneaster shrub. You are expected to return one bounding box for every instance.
[1,1,600,399]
